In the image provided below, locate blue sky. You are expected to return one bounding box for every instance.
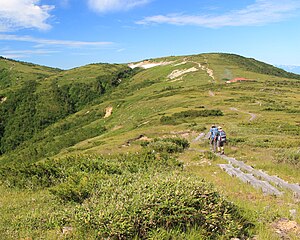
[0,0,300,69]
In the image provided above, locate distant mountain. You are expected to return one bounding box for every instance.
[276,65,300,74]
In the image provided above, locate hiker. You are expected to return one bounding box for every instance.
[208,125,218,152]
[215,126,226,155]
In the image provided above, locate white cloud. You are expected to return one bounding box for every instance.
[0,34,113,47]
[1,49,60,59]
[137,0,300,27]
[88,0,151,13]
[0,0,54,32]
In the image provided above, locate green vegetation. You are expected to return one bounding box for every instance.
[141,137,190,153]
[161,109,223,125]
[0,53,299,239]
[0,64,136,157]
[1,152,253,239]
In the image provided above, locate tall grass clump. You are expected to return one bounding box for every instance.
[275,149,300,169]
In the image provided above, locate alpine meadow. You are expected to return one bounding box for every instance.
[0,53,299,239]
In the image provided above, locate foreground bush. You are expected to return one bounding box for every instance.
[0,152,253,239]
[74,173,253,239]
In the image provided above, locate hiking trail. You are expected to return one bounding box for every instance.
[230,107,257,121]
[192,133,300,198]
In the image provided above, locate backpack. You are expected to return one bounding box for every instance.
[210,127,218,139]
[218,130,226,142]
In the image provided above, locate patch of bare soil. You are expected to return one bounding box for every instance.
[208,90,215,96]
[128,61,173,69]
[0,96,7,103]
[272,218,300,239]
[104,106,113,118]
[169,130,197,139]
[168,67,198,80]
[112,125,123,131]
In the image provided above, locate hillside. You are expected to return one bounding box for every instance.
[0,57,62,91]
[0,53,299,239]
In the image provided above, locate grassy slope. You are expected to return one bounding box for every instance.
[0,57,61,92]
[64,53,299,178]
[0,53,299,239]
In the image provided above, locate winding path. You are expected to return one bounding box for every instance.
[229,107,257,121]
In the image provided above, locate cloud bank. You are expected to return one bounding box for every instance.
[137,0,300,27]
[88,0,151,13]
[0,0,54,32]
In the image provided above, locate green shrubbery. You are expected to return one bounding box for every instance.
[227,137,246,145]
[0,67,135,155]
[173,109,223,118]
[141,137,190,153]
[0,151,253,239]
[74,173,253,239]
[161,109,223,125]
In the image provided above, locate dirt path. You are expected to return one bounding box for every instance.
[230,107,257,121]
[189,60,215,82]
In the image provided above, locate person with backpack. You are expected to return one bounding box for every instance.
[215,126,226,155]
[208,125,218,152]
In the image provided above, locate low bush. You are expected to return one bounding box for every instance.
[142,137,190,153]
[173,109,223,118]
[227,137,246,145]
[160,115,179,125]
[160,109,223,125]
[74,173,253,239]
